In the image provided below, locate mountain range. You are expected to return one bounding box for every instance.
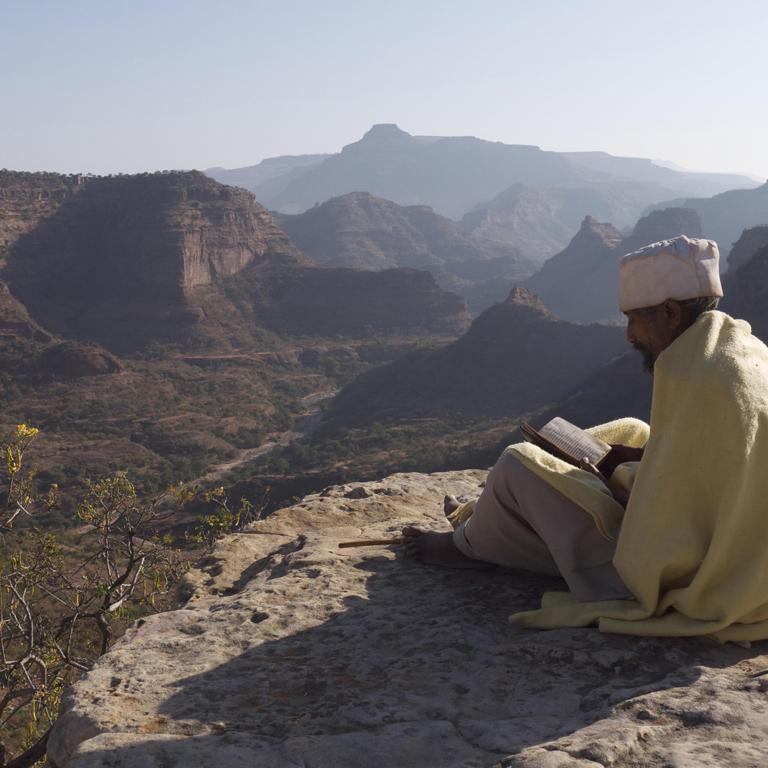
[276,191,537,312]
[0,170,468,492]
[207,124,759,265]
[208,124,757,218]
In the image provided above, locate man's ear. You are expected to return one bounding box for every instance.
[663,300,684,331]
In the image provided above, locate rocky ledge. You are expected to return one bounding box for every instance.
[48,470,768,767]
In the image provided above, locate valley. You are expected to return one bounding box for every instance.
[2,146,768,520]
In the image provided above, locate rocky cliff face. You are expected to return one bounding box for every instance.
[3,172,468,353]
[4,172,309,350]
[525,208,702,323]
[48,471,768,767]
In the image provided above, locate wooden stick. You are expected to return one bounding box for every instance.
[338,538,404,549]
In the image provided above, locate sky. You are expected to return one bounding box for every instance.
[1,0,766,179]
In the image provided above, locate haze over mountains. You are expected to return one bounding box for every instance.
[2,122,768,506]
[652,182,768,260]
[207,123,760,265]
[276,191,536,312]
[209,124,758,217]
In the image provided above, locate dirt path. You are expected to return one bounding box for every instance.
[189,389,336,487]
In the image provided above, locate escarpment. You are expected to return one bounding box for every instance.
[3,172,309,350]
[3,172,468,352]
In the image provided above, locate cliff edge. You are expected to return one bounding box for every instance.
[48,471,768,767]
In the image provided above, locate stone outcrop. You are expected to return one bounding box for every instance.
[49,470,768,767]
[0,278,54,372]
[525,208,702,323]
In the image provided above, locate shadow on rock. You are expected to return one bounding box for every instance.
[54,546,768,767]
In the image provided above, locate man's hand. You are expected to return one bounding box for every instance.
[608,444,645,463]
[599,443,645,479]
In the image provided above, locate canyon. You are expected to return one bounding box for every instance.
[3,157,768,768]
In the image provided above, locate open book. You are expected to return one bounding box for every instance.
[520,417,611,468]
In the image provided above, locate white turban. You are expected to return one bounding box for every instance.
[618,236,723,312]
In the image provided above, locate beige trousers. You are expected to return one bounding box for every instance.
[453,450,632,602]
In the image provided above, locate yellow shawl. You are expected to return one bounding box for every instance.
[507,311,768,642]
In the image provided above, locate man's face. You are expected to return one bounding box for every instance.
[624,301,683,372]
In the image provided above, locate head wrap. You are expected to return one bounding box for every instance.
[618,235,723,312]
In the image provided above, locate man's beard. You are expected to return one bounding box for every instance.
[632,342,655,373]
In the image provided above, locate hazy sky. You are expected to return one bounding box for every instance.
[2,0,766,179]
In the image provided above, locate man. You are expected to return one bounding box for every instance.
[404,236,768,640]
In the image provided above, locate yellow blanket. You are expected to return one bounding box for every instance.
[508,311,768,642]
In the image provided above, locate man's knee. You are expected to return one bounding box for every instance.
[489,449,536,499]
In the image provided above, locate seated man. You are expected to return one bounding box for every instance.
[404,236,768,641]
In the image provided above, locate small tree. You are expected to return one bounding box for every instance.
[0,426,185,767]
[170,483,269,552]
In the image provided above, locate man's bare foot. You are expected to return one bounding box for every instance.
[401,526,494,569]
[443,495,461,516]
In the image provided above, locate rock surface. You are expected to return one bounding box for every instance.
[49,470,768,767]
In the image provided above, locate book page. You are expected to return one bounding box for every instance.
[537,417,611,465]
